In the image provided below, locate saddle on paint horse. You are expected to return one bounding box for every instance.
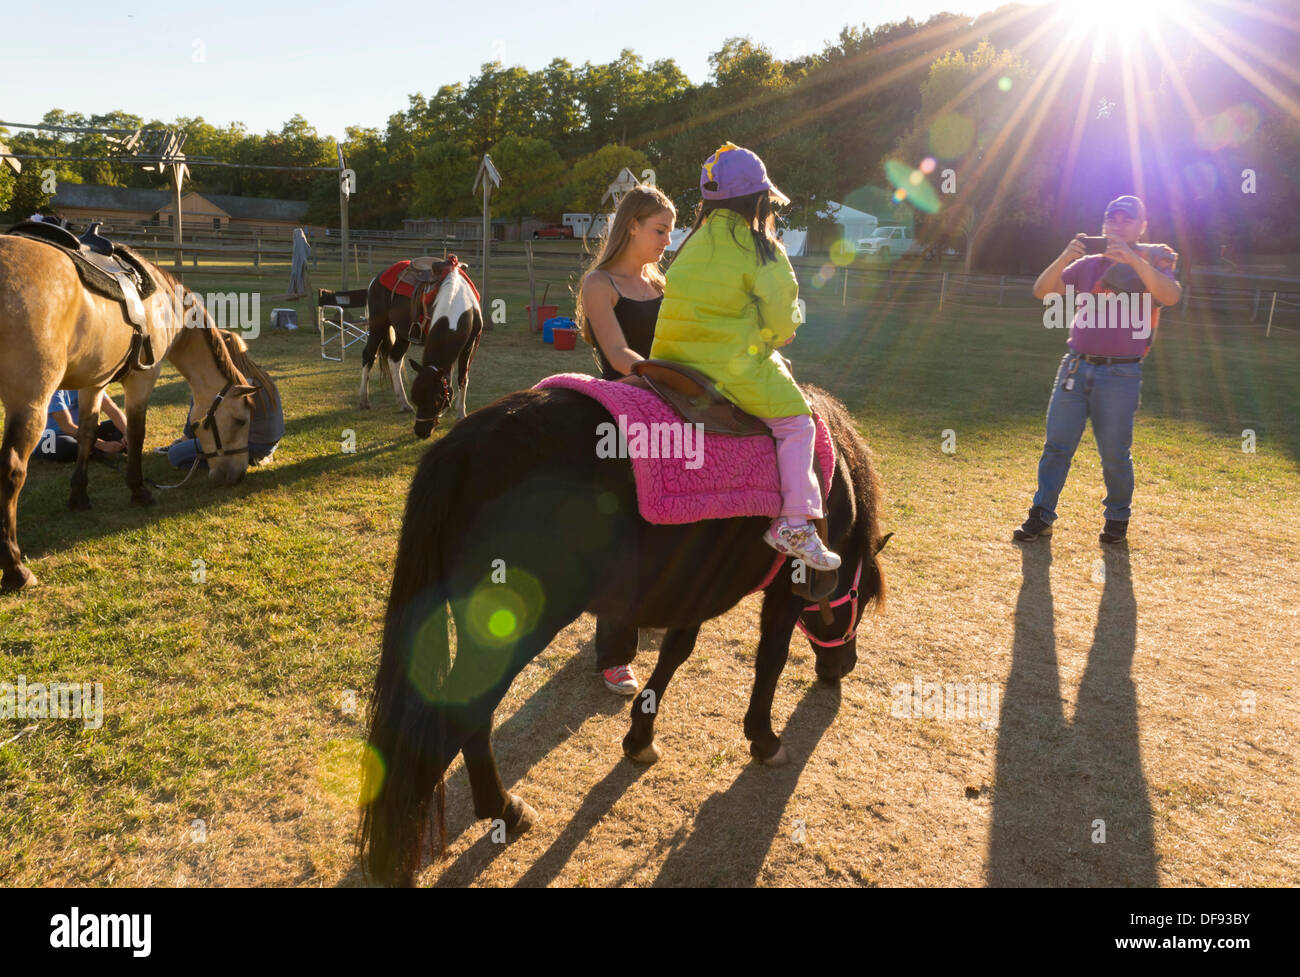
[5,220,159,375]
[377,255,480,343]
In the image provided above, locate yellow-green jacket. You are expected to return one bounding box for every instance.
[650,209,809,417]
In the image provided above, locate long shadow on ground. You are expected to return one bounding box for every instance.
[428,639,634,887]
[988,543,1156,886]
[649,683,841,887]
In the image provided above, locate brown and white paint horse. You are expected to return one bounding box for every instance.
[0,236,257,592]
[358,261,483,433]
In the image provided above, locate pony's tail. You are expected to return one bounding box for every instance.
[376,324,393,382]
[358,435,470,886]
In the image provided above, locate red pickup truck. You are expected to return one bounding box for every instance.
[533,225,574,240]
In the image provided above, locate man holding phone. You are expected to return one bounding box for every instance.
[1014,195,1181,544]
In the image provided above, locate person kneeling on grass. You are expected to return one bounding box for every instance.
[1014,194,1181,545]
[35,389,129,463]
[163,332,285,469]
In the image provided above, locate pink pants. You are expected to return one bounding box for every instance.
[760,414,823,520]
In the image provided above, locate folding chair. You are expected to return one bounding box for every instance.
[317,287,370,362]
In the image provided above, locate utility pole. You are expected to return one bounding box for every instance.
[473,154,501,328]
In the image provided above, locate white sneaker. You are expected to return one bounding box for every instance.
[763,518,842,571]
[602,665,639,695]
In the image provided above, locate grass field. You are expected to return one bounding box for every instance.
[1,261,1297,887]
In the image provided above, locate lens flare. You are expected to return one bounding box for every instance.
[929,113,974,158]
[317,738,379,806]
[829,239,856,267]
[1194,103,1261,151]
[465,571,545,649]
[884,160,941,214]
[997,76,1013,92]
[920,157,936,175]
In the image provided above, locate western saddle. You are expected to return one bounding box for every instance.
[6,221,157,373]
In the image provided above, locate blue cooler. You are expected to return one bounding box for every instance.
[543,316,575,343]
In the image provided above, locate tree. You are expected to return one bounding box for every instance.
[889,41,1045,272]
[488,135,565,219]
[564,144,651,214]
[411,141,477,218]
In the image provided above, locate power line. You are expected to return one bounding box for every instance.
[0,153,340,173]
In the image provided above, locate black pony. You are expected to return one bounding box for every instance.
[359,383,889,885]
[358,262,483,433]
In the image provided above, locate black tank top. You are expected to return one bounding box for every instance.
[587,271,662,380]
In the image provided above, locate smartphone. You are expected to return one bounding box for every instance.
[1079,236,1108,255]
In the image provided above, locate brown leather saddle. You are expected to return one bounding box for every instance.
[7,220,158,373]
[619,360,840,605]
[621,360,770,437]
[395,256,462,343]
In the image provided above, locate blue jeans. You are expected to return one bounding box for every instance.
[166,438,277,468]
[1032,353,1142,523]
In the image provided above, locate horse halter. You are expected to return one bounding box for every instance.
[795,557,865,649]
[413,364,452,425]
[196,381,250,460]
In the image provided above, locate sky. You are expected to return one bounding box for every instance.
[0,0,994,142]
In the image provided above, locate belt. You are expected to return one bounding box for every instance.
[1069,351,1143,365]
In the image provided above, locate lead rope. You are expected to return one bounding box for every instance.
[147,454,201,491]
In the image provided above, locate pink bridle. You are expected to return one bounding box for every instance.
[794,557,865,648]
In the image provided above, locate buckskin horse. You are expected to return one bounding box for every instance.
[358,256,483,432]
[0,227,258,592]
[359,382,890,886]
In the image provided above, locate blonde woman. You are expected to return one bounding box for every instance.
[574,185,676,694]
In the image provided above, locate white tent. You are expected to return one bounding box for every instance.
[773,202,876,258]
[823,201,878,243]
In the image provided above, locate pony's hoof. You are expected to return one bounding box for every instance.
[131,490,156,507]
[624,741,662,765]
[759,744,790,767]
[67,496,92,512]
[358,401,371,411]
[503,795,537,836]
[1,565,37,593]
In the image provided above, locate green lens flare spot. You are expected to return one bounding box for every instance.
[829,238,856,267]
[488,608,517,638]
[928,114,974,158]
[997,76,1012,92]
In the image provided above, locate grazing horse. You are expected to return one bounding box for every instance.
[359,383,890,886]
[358,260,483,432]
[0,235,257,592]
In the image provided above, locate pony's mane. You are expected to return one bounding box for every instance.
[216,330,280,414]
[803,385,887,613]
[149,264,248,389]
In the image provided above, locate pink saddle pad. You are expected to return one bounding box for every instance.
[534,373,834,526]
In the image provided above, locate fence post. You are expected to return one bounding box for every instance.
[1266,291,1277,337]
[1252,287,1260,321]
[526,241,537,332]
[939,271,948,312]
[842,268,848,307]
[254,238,261,268]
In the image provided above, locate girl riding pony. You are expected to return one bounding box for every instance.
[650,142,840,572]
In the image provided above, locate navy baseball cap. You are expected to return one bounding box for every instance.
[1105,195,1147,222]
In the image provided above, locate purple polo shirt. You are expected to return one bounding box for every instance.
[1062,255,1177,357]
